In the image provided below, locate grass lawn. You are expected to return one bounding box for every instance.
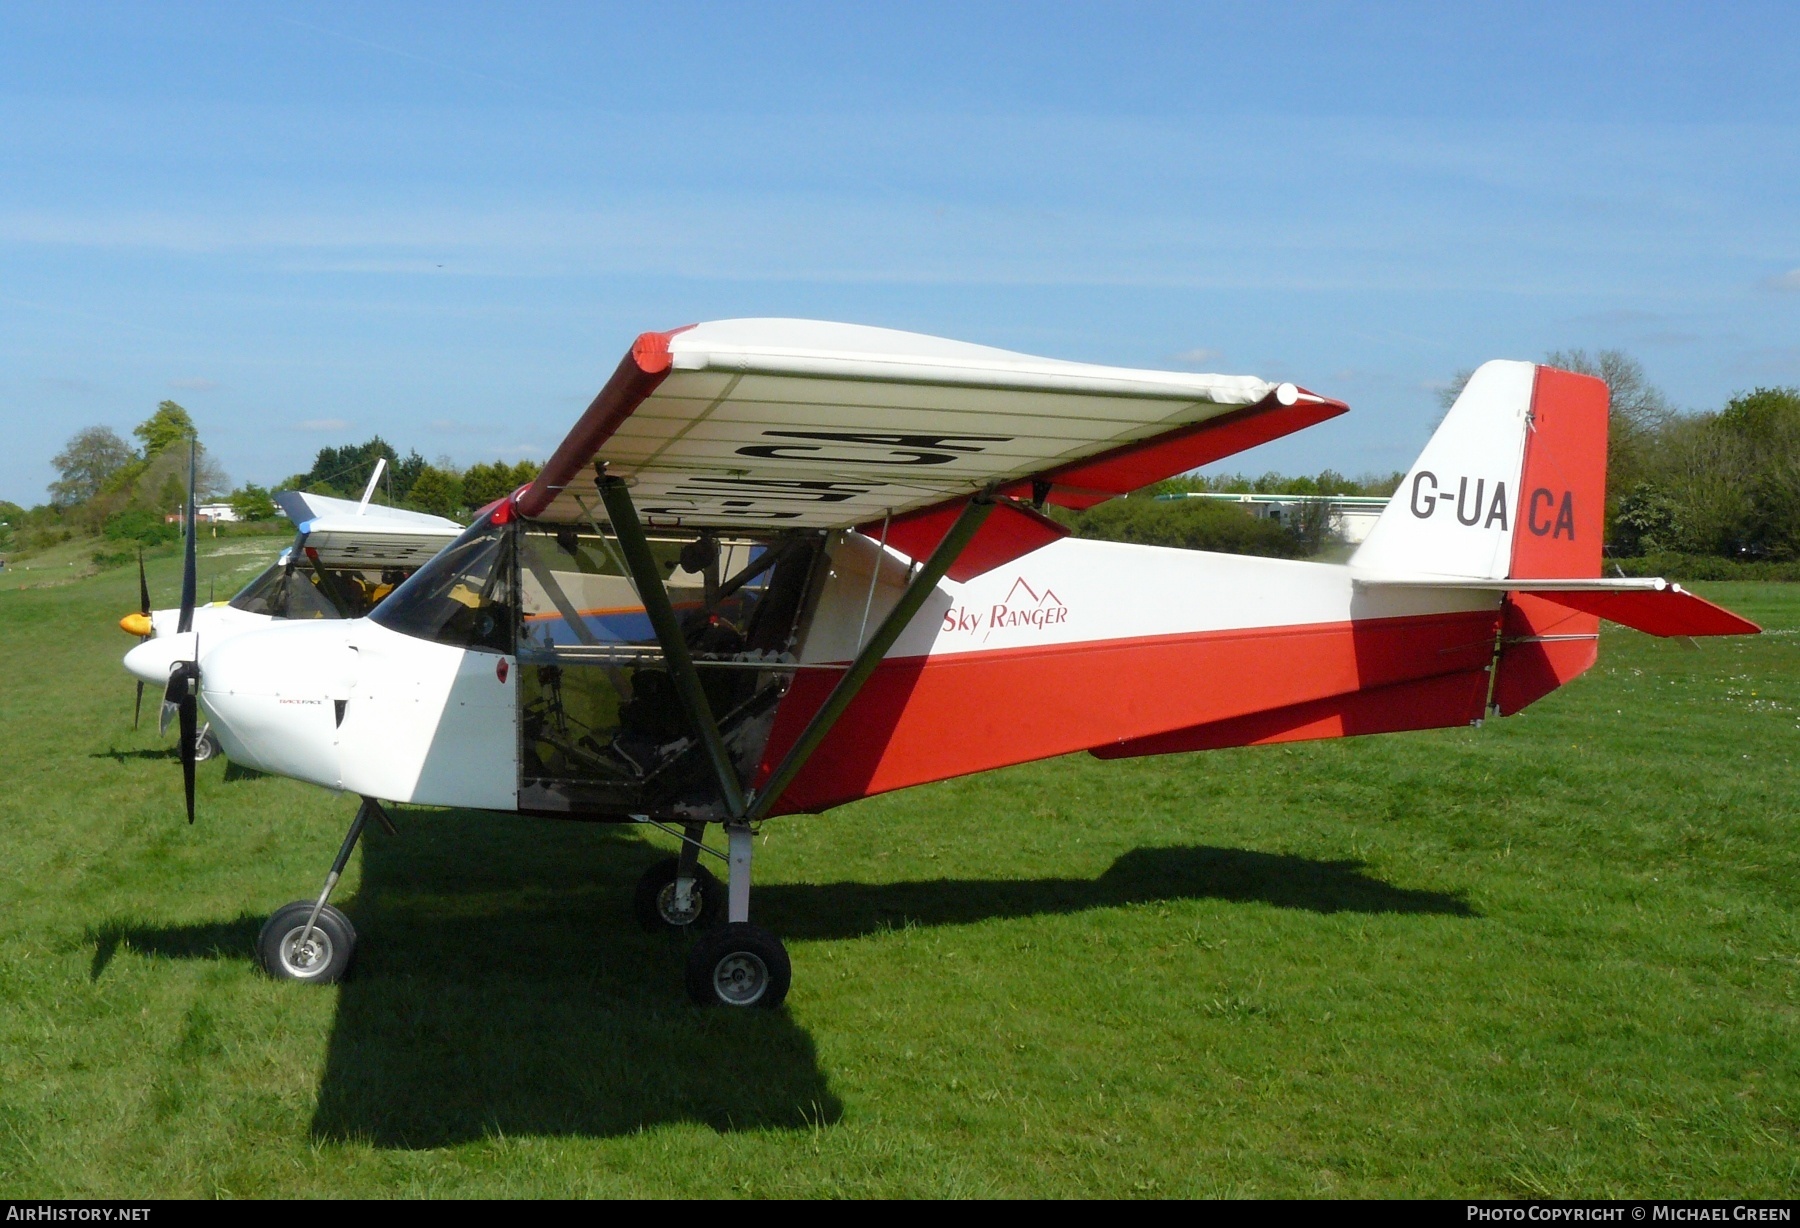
[1,547,1795,1197]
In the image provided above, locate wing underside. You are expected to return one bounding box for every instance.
[517,319,1348,536]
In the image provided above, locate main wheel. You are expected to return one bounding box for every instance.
[685,922,791,1009]
[257,900,356,983]
[633,856,724,933]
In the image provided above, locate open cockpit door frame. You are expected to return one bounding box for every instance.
[582,472,995,826]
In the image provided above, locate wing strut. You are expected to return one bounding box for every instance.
[746,494,995,822]
[598,476,994,825]
[599,475,749,821]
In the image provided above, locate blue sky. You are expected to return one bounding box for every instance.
[3,2,1797,504]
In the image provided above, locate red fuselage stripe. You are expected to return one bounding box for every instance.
[756,608,1501,814]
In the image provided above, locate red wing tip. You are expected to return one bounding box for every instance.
[631,324,699,375]
[1290,388,1350,415]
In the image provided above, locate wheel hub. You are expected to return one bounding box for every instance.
[279,926,334,978]
[656,880,702,926]
[713,951,769,1006]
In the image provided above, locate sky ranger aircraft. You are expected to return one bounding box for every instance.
[150,319,1759,1009]
[120,459,462,758]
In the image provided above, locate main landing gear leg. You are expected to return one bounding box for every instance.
[601,474,991,1009]
[257,797,394,984]
[686,821,791,1008]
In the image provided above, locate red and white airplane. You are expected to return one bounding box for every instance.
[151,319,1757,1008]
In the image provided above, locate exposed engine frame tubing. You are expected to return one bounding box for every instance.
[630,814,729,864]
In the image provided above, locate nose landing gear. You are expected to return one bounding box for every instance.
[258,796,394,984]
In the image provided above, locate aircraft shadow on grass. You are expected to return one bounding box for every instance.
[89,747,178,762]
[88,813,1471,1148]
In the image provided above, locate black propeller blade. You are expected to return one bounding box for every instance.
[165,659,199,823]
[177,439,197,635]
[134,680,145,730]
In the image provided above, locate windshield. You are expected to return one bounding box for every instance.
[229,549,415,620]
[368,513,514,652]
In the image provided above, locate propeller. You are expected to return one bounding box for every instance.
[167,437,200,823]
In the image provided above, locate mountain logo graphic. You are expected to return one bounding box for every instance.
[985,577,1069,641]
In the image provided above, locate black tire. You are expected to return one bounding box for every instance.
[685,922,791,1009]
[193,727,220,764]
[257,900,356,984]
[633,856,725,933]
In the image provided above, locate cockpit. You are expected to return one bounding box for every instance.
[369,509,827,818]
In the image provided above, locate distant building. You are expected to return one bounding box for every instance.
[1158,492,1390,545]
[164,503,241,524]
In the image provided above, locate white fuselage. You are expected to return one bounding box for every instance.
[122,604,275,688]
[195,534,1497,811]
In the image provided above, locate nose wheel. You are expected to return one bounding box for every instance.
[258,901,356,982]
[258,797,393,986]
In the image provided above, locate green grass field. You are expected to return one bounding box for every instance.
[1,543,1796,1197]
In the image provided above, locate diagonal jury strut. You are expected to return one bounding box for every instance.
[745,493,994,823]
[598,475,748,819]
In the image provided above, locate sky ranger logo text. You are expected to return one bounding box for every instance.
[941,578,1069,642]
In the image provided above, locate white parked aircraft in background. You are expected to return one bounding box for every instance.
[141,319,1757,1010]
[120,459,462,757]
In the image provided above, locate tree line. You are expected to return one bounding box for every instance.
[277,439,539,520]
[1438,350,1800,564]
[9,355,1796,572]
[3,409,541,558]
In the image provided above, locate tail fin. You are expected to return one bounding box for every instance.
[1352,360,1609,580]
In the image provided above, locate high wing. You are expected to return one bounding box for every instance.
[273,490,464,533]
[516,319,1347,538]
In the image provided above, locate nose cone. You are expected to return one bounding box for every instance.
[123,631,197,687]
[199,621,351,790]
[119,612,153,637]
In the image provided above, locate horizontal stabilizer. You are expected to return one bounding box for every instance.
[1528,586,1759,637]
[1357,575,1759,638]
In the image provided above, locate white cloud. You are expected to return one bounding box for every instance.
[1169,346,1223,368]
[1760,268,1800,292]
[296,418,350,431]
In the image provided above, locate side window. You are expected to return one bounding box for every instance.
[228,561,286,615]
[227,558,343,620]
[369,518,515,652]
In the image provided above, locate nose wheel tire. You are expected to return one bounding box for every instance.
[257,901,356,984]
[192,726,220,764]
[685,922,790,1009]
[633,856,724,933]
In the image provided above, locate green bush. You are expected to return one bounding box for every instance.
[1612,552,1800,582]
[102,508,179,547]
[1053,496,1307,558]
